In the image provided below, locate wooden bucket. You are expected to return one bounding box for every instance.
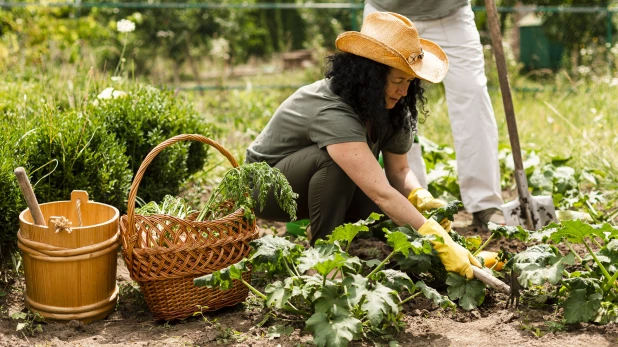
[18,190,119,324]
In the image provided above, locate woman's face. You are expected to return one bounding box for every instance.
[385,68,415,109]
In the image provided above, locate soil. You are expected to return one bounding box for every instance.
[0,211,616,347]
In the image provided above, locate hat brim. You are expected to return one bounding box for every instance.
[335,32,448,83]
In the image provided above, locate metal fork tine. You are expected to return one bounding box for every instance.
[507,270,521,309]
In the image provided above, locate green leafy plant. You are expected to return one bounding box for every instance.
[194,214,456,347]
[509,219,618,323]
[473,222,530,256]
[11,310,45,339]
[196,161,298,222]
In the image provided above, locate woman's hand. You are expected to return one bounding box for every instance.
[418,219,481,279]
[407,188,452,231]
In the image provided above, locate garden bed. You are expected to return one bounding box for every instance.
[0,211,616,347]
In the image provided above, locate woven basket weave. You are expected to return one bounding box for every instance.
[120,134,258,321]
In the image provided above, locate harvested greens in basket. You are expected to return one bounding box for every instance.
[197,162,298,222]
[136,162,298,223]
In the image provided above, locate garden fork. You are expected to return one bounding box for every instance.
[506,270,521,309]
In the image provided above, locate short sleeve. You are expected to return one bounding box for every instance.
[381,128,413,154]
[310,105,367,148]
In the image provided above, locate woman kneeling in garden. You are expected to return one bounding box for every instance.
[246,12,480,278]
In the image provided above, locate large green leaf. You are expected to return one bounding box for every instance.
[327,213,382,246]
[361,283,399,327]
[549,220,609,244]
[298,240,349,276]
[512,246,575,287]
[487,222,529,242]
[249,235,303,272]
[593,239,618,274]
[372,269,415,293]
[563,289,603,324]
[445,273,485,311]
[415,281,455,309]
[193,259,247,290]
[265,281,292,309]
[342,274,368,307]
[529,222,560,242]
[342,275,399,328]
[385,231,414,257]
[306,309,362,347]
[428,200,463,223]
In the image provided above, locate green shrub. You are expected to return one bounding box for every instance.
[15,107,133,210]
[92,84,210,203]
[0,75,211,253]
[0,135,25,257]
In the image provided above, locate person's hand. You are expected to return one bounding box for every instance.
[418,219,481,279]
[407,188,452,231]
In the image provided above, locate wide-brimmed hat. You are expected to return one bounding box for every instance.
[335,12,448,83]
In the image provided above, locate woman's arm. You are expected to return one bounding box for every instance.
[382,150,423,196]
[326,142,426,230]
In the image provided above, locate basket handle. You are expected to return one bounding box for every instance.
[125,134,239,262]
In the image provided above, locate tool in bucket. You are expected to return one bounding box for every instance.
[484,0,557,231]
[15,167,84,231]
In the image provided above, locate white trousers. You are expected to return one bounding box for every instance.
[364,4,503,213]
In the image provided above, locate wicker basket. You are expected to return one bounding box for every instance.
[120,134,258,321]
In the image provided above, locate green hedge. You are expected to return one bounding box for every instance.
[0,79,210,253]
[94,84,208,203]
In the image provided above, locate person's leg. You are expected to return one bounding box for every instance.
[252,145,359,243]
[364,2,429,189]
[415,6,503,215]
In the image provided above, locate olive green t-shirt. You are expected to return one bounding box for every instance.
[365,0,469,21]
[246,79,413,166]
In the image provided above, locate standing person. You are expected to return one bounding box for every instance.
[364,1,505,230]
[246,12,481,278]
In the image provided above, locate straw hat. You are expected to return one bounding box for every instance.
[335,12,448,83]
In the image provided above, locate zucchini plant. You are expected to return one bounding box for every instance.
[508,219,618,323]
[194,214,455,347]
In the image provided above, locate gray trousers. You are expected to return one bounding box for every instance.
[248,145,382,244]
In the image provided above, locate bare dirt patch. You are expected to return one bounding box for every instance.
[0,211,616,347]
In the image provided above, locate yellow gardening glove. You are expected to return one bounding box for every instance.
[418,219,482,279]
[408,188,452,231]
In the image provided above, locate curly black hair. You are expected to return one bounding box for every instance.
[325,52,428,133]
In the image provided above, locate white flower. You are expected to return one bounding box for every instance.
[98,87,114,100]
[111,76,122,82]
[117,19,135,33]
[97,87,128,100]
[210,38,230,60]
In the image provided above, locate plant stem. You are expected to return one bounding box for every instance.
[283,261,297,278]
[473,234,495,256]
[240,278,267,301]
[400,291,422,305]
[564,240,593,272]
[290,262,301,276]
[584,199,600,223]
[282,302,310,317]
[603,270,618,292]
[366,251,395,278]
[241,277,309,317]
[113,33,127,77]
[606,208,618,223]
[582,238,612,284]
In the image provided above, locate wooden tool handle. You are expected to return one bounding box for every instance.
[14,167,46,226]
[473,266,511,295]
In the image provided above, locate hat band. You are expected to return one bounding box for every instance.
[407,48,424,64]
